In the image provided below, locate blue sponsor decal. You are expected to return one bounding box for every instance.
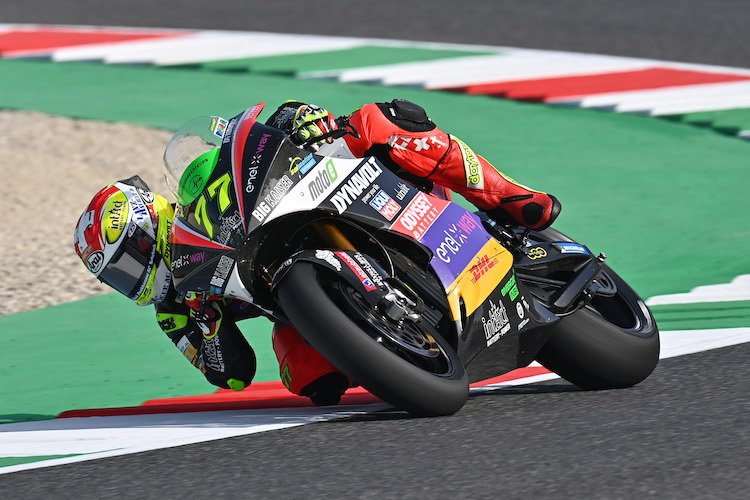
[370,190,390,211]
[554,243,590,255]
[299,154,317,175]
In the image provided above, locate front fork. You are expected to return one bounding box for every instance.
[313,221,425,327]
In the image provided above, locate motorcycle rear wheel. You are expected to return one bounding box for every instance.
[531,228,660,390]
[276,262,469,416]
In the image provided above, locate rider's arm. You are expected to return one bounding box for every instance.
[155,293,257,391]
[155,299,206,373]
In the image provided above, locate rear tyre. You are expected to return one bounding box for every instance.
[276,262,469,416]
[531,228,660,389]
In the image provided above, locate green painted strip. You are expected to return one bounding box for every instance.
[0,292,279,424]
[182,45,496,76]
[651,300,750,330]
[0,454,82,468]
[662,108,750,137]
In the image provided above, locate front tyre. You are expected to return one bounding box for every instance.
[276,262,469,416]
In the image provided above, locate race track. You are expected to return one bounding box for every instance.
[1,1,749,498]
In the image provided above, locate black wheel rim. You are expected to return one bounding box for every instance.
[324,278,457,377]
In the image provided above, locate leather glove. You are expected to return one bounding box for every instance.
[291,104,336,146]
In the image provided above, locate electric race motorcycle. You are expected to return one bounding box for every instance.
[163,103,659,416]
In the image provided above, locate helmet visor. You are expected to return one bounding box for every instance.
[98,225,157,299]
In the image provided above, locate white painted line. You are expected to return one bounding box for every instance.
[48,31,366,66]
[0,403,389,475]
[147,32,364,66]
[659,328,750,358]
[647,275,750,305]
[420,57,655,89]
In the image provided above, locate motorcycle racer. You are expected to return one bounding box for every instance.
[74,99,561,406]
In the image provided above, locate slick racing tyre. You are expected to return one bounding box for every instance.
[530,227,660,390]
[276,262,469,416]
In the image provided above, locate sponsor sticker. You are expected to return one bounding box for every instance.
[86,250,105,274]
[102,191,129,244]
[299,154,317,175]
[389,192,446,240]
[527,246,547,260]
[554,243,590,255]
[329,160,383,214]
[210,117,229,139]
[419,205,490,287]
[251,175,294,222]
[451,135,484,189]
[245,133,272,194]
[315,249,342,271]
[482,300,511,347]
[369,190,401,221]
[470,254,499,284]
[335,251,377,291]
[501,274,519,301]
[209,255,234,289]
[308,159,340,201]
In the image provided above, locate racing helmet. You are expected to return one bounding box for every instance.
[74,176,175,306]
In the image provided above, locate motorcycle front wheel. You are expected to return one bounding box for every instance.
[276,262,469,416]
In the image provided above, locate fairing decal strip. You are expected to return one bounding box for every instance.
[171,218,234,251]
[231,103,265,232]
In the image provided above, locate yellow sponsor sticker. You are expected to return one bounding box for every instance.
[102,191,129,244]
[527,246,547,260]
[445,239,513,318]
[451,136,484,190]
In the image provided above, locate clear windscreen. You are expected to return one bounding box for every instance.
[163,115,228,201]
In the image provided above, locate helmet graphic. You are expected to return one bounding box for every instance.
[74,176,175,306]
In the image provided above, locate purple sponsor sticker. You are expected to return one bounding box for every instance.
[419,205,490,288]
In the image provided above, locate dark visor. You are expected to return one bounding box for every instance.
[98,225,156,299]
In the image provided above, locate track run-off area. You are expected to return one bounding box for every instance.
[0,21,749,497]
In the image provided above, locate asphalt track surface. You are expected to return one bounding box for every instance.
[2,2,749,498]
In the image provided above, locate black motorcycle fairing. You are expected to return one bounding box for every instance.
[455,269,559,381]
[271,248,392,306]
